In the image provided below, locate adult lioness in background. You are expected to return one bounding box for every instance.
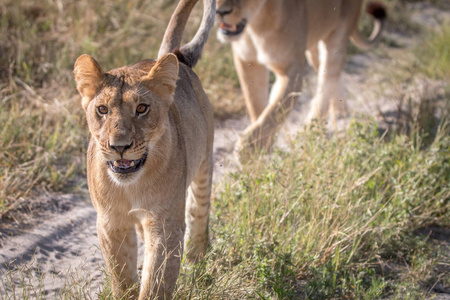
[216,0,386,150]
[73,0,215,298]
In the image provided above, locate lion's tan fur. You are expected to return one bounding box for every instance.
[216,0,386,150]
[74,1,215,299]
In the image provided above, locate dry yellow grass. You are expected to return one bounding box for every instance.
[0,0,245,212]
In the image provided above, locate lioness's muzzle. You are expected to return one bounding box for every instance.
[219,19,247,36]
[107,154,147,174]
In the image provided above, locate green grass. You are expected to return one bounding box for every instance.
[3,122,448,299]
[416,25,450,80]
[171,121,450,299]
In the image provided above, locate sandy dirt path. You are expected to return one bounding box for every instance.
[1,3,449,298]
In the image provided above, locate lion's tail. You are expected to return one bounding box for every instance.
[158,0,216,68]
[350,1,387,51]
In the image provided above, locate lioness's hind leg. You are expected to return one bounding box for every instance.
[185,157,213,261]
[306,30,348,123]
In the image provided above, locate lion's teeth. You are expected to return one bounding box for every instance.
[130,161,135,167]
[114,161,119,167]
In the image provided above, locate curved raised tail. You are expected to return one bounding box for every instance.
[350,1,387,51]
[158,0,216,68]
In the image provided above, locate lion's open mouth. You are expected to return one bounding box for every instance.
[219,19,247,36]
[107,154,147,174]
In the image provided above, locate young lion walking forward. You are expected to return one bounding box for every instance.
[73,0,215,298]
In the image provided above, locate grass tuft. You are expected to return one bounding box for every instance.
[415,25,450,80]
[171,121,450,299]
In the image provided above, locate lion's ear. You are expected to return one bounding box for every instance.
[74,54,104,109]
[145,53,179,97]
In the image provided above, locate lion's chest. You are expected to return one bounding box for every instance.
[233,34,271,64]
[232,29,301,69]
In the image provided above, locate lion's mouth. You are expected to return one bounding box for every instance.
[219,19,246,36]
[107,154,147,174]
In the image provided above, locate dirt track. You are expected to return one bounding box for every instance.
[1,3,449,298]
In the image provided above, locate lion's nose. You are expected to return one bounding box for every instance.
[109,141,133,155]
[216,8,233,17]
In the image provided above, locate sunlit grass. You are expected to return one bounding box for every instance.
[5,122,445,299]
[170,121,450,299]
[416,25,450,80]
[0,82,87,212]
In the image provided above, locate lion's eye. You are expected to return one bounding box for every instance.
[136,104,149,115]
[97,105,108,115]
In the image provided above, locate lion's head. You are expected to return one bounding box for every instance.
[216,0,266,42]
[74,53,179,184]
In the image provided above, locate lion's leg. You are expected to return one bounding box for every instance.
[306,31,348,123]
[97,221,138,298]
[238,62,304,151]
[233,51,269,121]
[331,77,348,120]
[184,156,213,261]
[134,210,185,300]
[305,45,320,72]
